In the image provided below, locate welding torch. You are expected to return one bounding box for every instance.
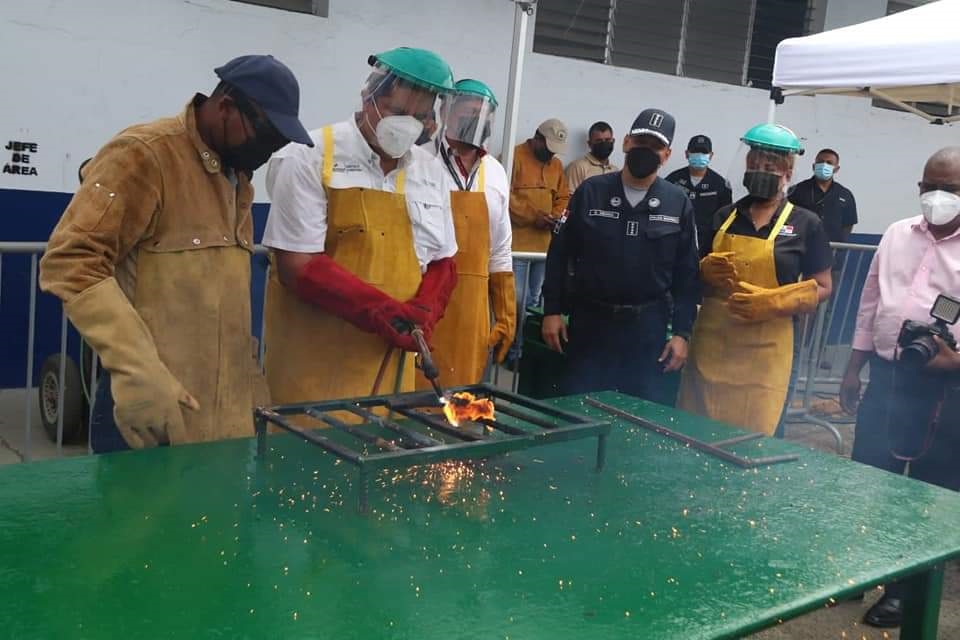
[392,320,446,402]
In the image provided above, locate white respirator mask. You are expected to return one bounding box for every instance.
[920,190,960,226]
[370,99,423,159]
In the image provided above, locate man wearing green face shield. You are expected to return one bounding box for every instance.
[263,47,460,406]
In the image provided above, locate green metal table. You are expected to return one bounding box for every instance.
[1,392,958,639]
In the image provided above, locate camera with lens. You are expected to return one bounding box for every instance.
[897,294,960,369]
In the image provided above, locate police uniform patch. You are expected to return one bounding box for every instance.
[649,214,680,224]
[610,196,622,207]
[648,197,661,209]
[588,209,621,219]
[626,220,640,236]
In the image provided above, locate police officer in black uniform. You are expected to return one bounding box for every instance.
[787,147,858,243]
[541,108,699,404]
[665,134,733,250]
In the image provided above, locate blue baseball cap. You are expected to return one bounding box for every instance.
[215,55,313,147]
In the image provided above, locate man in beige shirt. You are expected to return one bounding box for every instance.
[565,121,619,191]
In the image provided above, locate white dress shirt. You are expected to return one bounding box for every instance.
[263,118,457,270]
[439,139,513,274]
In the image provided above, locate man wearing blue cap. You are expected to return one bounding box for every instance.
[40,55,313,452]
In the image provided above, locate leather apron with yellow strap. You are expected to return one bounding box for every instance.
[264,126,421,407]
[678,202,795,435]
[417,161,491,389]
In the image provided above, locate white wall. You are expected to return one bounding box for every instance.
[1,0,956,235]
[0,0,513,193]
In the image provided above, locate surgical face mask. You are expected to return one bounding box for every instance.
[813,162,834,181]
[743,171,783,200]
[688,153,710,169]
[590,141,614,161]
[626,146,661,179]
[920,189,960,226]
[369,99,424,159]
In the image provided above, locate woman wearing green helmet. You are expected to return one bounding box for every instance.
[678,123,834,436]
[262,47,462,408]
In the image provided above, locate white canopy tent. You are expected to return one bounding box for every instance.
[771,0,960,123]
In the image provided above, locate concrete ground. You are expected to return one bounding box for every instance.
[0,382,957,638]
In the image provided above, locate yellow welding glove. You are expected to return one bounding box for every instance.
[728,279,819,323]
[64,278,199,448]
[699,251,739,294]
[487,271,517,363]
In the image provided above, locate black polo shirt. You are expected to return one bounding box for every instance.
[543,173,700,335]
[787,177,858,242]
[664,166,733,248]
[705,197,833,287]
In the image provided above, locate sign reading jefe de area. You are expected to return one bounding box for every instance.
[4,141,39,176]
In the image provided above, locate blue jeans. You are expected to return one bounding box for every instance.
[89,371,130,454]
[507,258,546,361]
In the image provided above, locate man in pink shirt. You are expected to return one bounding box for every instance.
[840,146,960,629]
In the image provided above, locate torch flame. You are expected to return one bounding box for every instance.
[442,392,496,427]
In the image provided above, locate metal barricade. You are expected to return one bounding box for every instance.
[0,242,272,462]
[0,240,875,462]
[785,242,877,451]
[490,251,546,393]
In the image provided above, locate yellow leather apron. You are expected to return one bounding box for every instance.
[264,126,421,407]
[417,163,491,389]
[677,203,795,435]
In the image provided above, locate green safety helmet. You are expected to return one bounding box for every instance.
[368,47,455,94]
[453,78,498,108]
[740,123,804,155]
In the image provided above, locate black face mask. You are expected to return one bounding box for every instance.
[220,93,284,173]
[590,141,614,161]
[625,146,660,179]
[743,171,783,200]
[533,144,554,164]
[220,136,277,173]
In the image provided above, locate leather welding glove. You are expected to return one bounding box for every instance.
[64,278,198,448]
[407,257,458,335]
[699,251,739,294]
[296,254,428,352]
[728,279,819,323]
[487,271,517,363]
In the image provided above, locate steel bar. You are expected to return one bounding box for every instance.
[584,397,798,469]
[711,433,764,447]
[392,408,485,442]
[255,408,363,465]
[596,433,608,471]
[477,384,592,423]
[344,406,441,448]
[305,408,401,452]
[493,401,559,430]
[477,417,531,437]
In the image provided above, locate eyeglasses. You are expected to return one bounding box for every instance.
[231,92,285,146]
[918,181,960,194]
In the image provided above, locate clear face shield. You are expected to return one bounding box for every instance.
[726,144,796,202]
[360,65,442,158]
[439,92,497,150]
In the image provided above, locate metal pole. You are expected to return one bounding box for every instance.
[87,354,98,455]
[500,0,535,180]
[23,254,38,462]
[56,311,68,455]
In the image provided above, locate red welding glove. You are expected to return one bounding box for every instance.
[296,254,428,352]
[407,257,458,334]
